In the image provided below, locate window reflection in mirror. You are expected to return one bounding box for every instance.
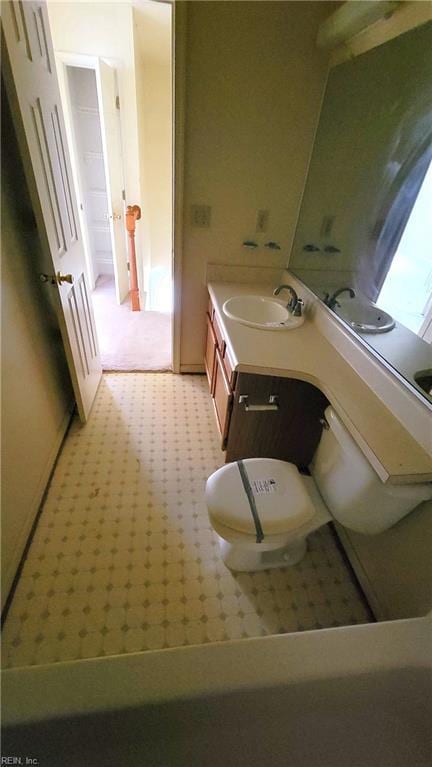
[378,161,432,342]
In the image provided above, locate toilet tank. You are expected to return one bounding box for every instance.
[310,407,432,535]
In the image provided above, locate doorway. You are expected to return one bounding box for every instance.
[48,1,173,372]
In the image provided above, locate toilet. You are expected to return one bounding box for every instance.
[205,406,432,571]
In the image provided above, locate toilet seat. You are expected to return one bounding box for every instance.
[206,458,316,537]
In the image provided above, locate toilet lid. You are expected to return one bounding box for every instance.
[206,458,316,537]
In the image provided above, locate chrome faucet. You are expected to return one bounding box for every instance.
[324,287,355,310]
[273,284,304,317]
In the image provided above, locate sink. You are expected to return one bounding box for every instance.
[334,297,395,334]
[222,295,304,330]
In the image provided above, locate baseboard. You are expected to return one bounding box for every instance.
[180,364,205,374]
[1,401,75,612]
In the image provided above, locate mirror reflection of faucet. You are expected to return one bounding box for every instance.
[323,287,356,310]
[323,288,395,333]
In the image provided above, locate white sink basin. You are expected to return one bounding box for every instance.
[335,298,395,334]
[222,295,304,330]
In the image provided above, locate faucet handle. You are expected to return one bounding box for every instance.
[292,298,304,317]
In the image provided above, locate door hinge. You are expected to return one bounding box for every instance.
[115,95,120,110]
[127,262,130,271]
[122,189,126,201]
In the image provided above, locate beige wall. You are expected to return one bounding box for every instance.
[140,61,172,308]
[47,1,140,204]
[1,89,74,607]
[133,24,154,300]
[133,1,172,310]
[179,1,331,367]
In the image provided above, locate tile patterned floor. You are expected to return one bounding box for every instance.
[2,373,371,668]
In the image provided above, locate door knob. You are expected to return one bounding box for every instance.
[39,272,74,285]
[56,272,74,285]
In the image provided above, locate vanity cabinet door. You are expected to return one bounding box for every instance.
[226,373,328,470]
[213,348,233,449]
[204,313,217,394]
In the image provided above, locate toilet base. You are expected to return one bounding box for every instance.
[218,536,307,572]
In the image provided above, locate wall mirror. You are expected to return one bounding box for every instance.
[289,21,432,405]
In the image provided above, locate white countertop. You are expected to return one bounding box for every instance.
[208,281,432,484]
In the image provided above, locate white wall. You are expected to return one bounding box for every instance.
[178,1,332,367]
[1,92,74,608]
[47,1,149,295]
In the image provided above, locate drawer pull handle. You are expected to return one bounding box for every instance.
[239,395,279,412]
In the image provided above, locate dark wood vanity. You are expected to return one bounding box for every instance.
[205,295,328,470]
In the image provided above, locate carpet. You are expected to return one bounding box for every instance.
[91,275,172,371]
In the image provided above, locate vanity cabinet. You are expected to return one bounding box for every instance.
[226,373,328,470]
[204,295,328,466]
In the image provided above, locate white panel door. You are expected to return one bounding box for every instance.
[95,59,129,304]
[67,66,114,280]
[2,0,102,421]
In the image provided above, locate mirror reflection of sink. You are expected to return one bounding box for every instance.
[414,369,432,396]
[334,297,395,334]
[222,295,304,330]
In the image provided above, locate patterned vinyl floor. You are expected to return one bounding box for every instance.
[2,373,371,668]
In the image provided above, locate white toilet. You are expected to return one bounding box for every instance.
[205,406,432,571]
